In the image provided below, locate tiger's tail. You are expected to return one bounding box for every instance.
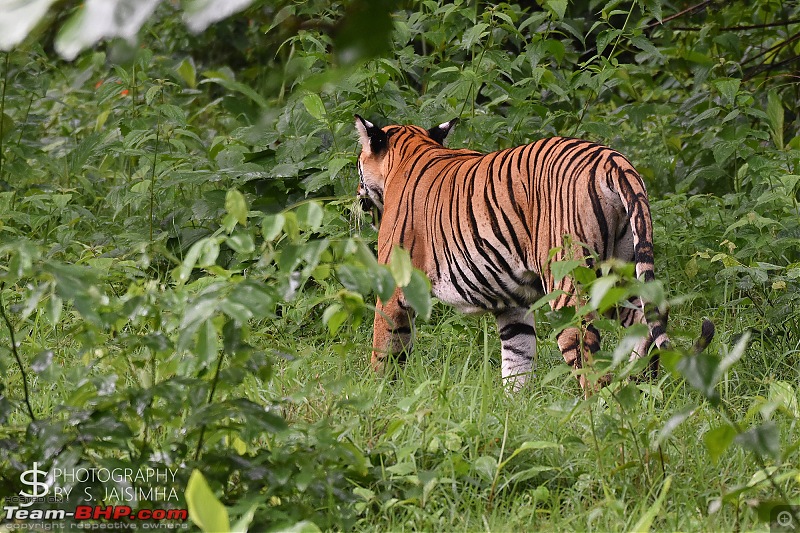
[611,159,715,355]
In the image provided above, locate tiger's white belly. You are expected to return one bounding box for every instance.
[429,260,542,315]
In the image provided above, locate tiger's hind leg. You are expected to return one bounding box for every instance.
[494,308,537,392]
[555,322,609,395]
[617,298,666,380]
[371,287,415,374]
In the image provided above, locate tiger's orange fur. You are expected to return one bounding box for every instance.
[355,116,712,392]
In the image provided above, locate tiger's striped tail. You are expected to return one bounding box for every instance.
[612,160,715,356]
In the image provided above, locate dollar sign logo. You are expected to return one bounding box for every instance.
[19,462,48,507]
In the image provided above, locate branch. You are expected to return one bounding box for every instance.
[673,18,800,32]
[0,283,36,421]
[645,0,714,30]
[744,52,800,81]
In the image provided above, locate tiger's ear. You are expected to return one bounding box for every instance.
[355,114,388,154]
[428,118,459,145]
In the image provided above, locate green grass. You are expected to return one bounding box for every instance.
[261,301,798,532]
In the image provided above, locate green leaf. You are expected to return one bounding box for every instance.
[589,274,621,311]
[460,23,489,50]
[474,455,497,481]
[337,264,371,295]
[226,232,255,254]
[704,425,737,463]
[0,112,13,139]
[389,246,413,287]
[714,78,740,107]
[545,0,567,19]
[370,265,396,302]
[225,189,248,227]
[734,422,780,459]
[402,270,432,320]
[302,93,327,121]
[551,259,583,283]
[262,213,285,241]
[323,304,348,335]
[230,501,259,533]
[195,319,219,364]
[227,281,275,320]
[767,90,784,149]
[296,202,324,231]
[197,238,221,267]
[186,470,230,533]
[675,352,720,405]
[176,57,197,88]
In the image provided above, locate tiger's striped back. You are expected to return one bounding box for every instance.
[355,116,711,392]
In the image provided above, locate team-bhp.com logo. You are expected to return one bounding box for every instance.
[3,462,188,528]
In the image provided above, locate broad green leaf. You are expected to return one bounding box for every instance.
[389,246,413,287]
[186,470,230,533]
[174,238,207,283]
[767,90,784,149]
[588,274,620,311]
[323,304,348,335]
[176,57,197,88]
[296,202,324,231]
[545,0,567,19]
[768,381,799,417]
[227,281,275,320]
[675,351,720,405]
[503,440,559,464]
[460,22,489,50]
[337,264,371,295]
[225,188,248,227]
[230,501,259,533]
[197,238,220,267]
[31,350,54,374]
[0,113,13,139]
[262,213,285,241]
[402,269,432,320]
[0,0,58,50]
[302,93,327,121]
[734,422,780,460]
[714,78,740,106]
[195,319,219,364]
[370,265,396,302]
[551,259,583,283]
[226,232,255,254]
[704,425,737,463]
[474,455,497,481]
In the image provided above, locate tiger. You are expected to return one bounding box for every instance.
[354,115,714,392]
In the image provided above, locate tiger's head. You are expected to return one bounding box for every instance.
[354,115,458,227]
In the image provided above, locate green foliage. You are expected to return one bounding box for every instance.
[0,0,799,531]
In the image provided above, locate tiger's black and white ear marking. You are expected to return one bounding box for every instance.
[355,114,388,154]
[428,118,459,145]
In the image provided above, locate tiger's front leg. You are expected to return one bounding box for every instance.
[371,287,415,373]
[495,308,536,392]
